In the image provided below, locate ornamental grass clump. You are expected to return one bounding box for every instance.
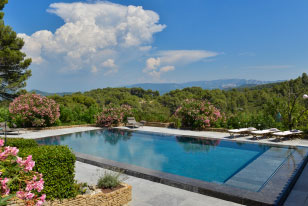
[9,94,60,127]
[174,99,225,130]
[0,139,46,206]
[97,172,121,189]
[96,104,132,127]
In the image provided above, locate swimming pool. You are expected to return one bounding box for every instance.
[37,128,308,205]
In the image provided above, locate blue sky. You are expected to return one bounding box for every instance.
[4,0,308,92]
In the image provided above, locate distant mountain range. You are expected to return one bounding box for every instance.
[127,79,281,94]
[30,90,73,97]
[31,79,282,96]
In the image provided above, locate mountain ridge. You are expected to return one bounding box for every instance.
[31,79,283,96]
[126,79,282,94]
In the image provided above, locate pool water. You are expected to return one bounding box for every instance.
[36,129,304,191]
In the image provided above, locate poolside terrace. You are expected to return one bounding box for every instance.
[6,126,308,205]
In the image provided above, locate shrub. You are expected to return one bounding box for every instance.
[9,94,60,127]
[174,99,225,130]
[4,138,38,148]
[0,107,9,122]
[96,104,132,127]
[97,172,121,189]
[18,145,77,200]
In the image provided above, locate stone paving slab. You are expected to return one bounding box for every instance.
[2,126,100,139]
[74,161,241,206]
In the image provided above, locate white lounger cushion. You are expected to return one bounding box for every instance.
[251,130,272,135]
[228,128,256,133]
[273,130,302,136]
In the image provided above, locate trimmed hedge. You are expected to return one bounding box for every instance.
[3,138,38,148]
[19,145,77,200]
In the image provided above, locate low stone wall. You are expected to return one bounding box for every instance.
[8,183,132,206]
[144,122,171,128]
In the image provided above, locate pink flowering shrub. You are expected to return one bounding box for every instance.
[9,94,60,127]
[96,104,132,127]
[0,139,46,206]
[174,99,225,130]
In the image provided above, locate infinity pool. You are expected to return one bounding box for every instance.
[36,129,307,193]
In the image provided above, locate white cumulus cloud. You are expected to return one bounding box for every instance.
[143,50,218,78]
[18,1,166,74]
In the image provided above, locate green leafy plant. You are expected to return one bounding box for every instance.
[97,172,122,189]
[4,138,38,149]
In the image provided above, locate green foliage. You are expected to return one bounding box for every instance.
[1,73,308,130]
[49,94,100,125]
[4,138,38,148]
[0,107,9,122]
[19,145,77,200]
[73,181,88,195]
[133,100,170,122]
[97,172,121,189]
[0,1,32,100]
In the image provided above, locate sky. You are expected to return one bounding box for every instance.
[3,0,308,92]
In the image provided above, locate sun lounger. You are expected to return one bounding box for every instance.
[126,117,143,128]
[272,130,303,141]
[228,127,257,137]
[250,128,280,140]
[0,122,19,135]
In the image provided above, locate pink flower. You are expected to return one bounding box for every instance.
[1,178,10,195]
[36,194,46,206]
[16,191,35,200]
[0,139,4,147]
[17,155,35,172]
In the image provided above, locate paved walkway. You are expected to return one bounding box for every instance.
[6,126,100,139]
[75,161,240,206]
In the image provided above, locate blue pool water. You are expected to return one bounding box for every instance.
[36,129,304,191]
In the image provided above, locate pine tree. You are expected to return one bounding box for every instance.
[0,0,31,99]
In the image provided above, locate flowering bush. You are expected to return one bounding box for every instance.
[9,94,60,127]
[96,104,132,127]
[0,139,46,206]
[174,99,225,130]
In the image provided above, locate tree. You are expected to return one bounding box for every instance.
[0,0,31,100]
[265,73,308,130]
